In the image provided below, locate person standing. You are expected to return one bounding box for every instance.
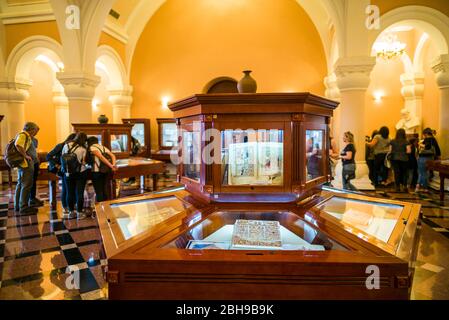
[14,122,40,214]
[366,126,391,187]
[408,137,419,191]
[416,128,440,193]
[389,129,411,192]
[28,137,44,207]
[340,131,357,191]
[328,134,339,186]
[47,133,76,215]
[365,130,378,186]
[87,136,117,202]
[61,132,88,219]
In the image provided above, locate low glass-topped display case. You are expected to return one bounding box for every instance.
[95,93,421,300]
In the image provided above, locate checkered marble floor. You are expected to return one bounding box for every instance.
[0,176,180,300]
[0,180,448,300]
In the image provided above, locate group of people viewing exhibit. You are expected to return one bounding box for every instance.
[325,126,441,193]
[11,122,118,218]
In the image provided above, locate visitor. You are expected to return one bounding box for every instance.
[14,122,40,214]
[306,137,321,180]
[425,128,441,181]
[408,137,419,191]
[28,136,44,207]
[389,128,411,193]
[366,126,391,187]
[340,131,357,191]
[87,136,117,202]
[365,130,378,185]
[61,132,88,219]
[416,128,440,193]
[47,133,76,214]
[328,134,339,186]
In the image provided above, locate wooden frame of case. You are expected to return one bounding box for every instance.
[122,118,152,158]
[157,118,177,150]
[72,123,133,159]
[96,188,421,300]
[169,93,336,202]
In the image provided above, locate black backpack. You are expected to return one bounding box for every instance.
[46,143,64,174]
[94,145,113,173]
[61,143,81,175]
[4,133,30,168]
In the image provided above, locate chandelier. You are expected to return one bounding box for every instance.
[373,33,406,60]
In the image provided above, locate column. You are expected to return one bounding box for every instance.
[334,56,376,186]
[432,54,449,159]
[108,86,133,123]
[53,89,70,142]
[400,72,425,133]
[56,72,100,125]
[324,73,341,140]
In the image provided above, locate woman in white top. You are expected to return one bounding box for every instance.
[61,132,88,219]
[87,136,117,202]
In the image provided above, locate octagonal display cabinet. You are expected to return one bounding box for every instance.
[95,93,421,300]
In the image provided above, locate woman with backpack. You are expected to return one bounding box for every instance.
[61,132,88,219]
[87,136,117,202]
[366,126,391,187]
[47,133,76,215]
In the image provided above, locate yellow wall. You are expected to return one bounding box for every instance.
[93,68,114,123]
[24,61,56,152]
[98,31,126,66]
[5,21,60,58]
[130,0,327,149]
[372,0,449,17]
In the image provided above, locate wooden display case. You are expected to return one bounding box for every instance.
[95,93,421,300]
[151,118,178,162]
[122,118,151,158]
[72,123,133,159]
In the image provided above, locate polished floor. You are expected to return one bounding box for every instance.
[0,179,448,300]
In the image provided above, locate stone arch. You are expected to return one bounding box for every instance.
[6,35,64,87]
[96,45,128,90]
[369,6,449,57]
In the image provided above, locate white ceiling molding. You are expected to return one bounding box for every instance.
[103,20,129,44]
[0,9,54,24]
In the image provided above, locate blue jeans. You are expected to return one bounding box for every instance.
[14,163,35,210]
[417,156,431,188]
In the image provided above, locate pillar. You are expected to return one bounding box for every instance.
[56,72,100,125]
[334,57,376,186]
[431,54,449,159]
[108,86,133,124]
[53,89,70,142]
[0,79,31,146]
[324,73,341,142]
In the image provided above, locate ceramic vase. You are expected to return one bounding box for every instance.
[237,70,257,93]
[98,114,109,124]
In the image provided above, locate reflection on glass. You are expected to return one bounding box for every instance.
[162,123,178,147]
[316,197,403,243]
[111,134,129,153]
[183,131,201,181]
[110,196,189,240]
[162,211,346,251]
[306,130,324,181]
[131,124,145,146]
[221,129,283,186]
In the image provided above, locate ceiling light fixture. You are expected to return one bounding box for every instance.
[373,33,406,61]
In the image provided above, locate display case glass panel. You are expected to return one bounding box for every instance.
[161,122,178,148]
[131,123,145,146]
[221,129,284,186]
[305,130,324,181]
[111,134,129,153]
[182,131,201,181]
[316,196,404,243]
[163,211,346,251]
[110,196,190,240]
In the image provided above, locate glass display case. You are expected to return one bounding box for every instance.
[72,123,133,159]
[157,118,178,150]
[95,93,421,300]
[122,119,151,158]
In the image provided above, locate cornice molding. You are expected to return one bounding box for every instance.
[334,56,376,91]
[103,21,129,44]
